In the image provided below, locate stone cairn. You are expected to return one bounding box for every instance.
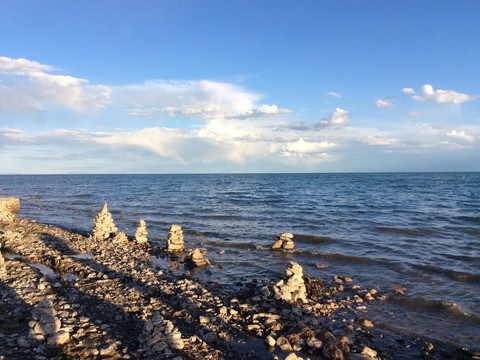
[135,220,148,244]
[0,245,5,277]
[0,197,20,223]
[27,299,69,346]
[141,311,185,355]
[92,203,118,240]
[273,261,308,303]
[166,225,184,252]
[185,248,211,268]
[271,232,295,250]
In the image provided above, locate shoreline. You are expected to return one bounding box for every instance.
[1,199,478,359]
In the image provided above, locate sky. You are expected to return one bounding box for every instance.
[0,0,479,174]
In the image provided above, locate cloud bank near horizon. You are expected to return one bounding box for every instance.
[0,57,479,173]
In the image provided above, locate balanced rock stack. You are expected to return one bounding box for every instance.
[186,248,211,268]
[166,225,184,252]
[0,246,5,276]
[28,299,69,346]
[272,232,295,249]
[135,220,148,244]
[92,203,118,240]
[273,261,308,303]
[0,197,20,223]
[141,311,185,354]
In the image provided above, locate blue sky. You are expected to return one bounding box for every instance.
[0,1,479,173]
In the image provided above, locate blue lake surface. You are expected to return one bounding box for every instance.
[1,173,479,350]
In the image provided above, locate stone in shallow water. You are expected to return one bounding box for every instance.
[186,248,211,267]
[166,225,184,252]
[135,219,148,243]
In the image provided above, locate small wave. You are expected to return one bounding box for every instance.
[415,264,480,285]
[293,234,338,244]
[374,227,422,235]
[72,194,93,198]
[455,215,480,224]
[391,297,480,324]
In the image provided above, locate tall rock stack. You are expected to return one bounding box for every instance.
[274,261,308,303]
[272,233,295,250]
[166,225,184,252]
[0,246,5,276]
[135,220,148,244]
[186,248,211,268]
[0,197,20,223]
[92,203,118,240]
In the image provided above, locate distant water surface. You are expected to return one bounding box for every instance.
[1,173,479,350]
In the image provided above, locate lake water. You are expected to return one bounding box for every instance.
[1,173,479,351]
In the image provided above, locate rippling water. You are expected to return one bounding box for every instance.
[1,173,479,350]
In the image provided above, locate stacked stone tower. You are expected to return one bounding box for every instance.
[166,225,184,252]
[92,203,118,240]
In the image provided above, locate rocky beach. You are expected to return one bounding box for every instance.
[0,197,478,360]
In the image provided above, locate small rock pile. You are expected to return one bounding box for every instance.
[135,219,148,244]
[272,232,295,250]
[273,261,308,303]
[186,248,211,268]
[92,203,118,240]
[141,311,185,355]
[166,225,184,252]
[0,197,19,223]
[28,299,69,346]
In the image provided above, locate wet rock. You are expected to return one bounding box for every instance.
[362,346,377,357]
[135,220,148,244]
[186,248,211,268]
[272,233,295,250]
[167,225,184,252]
[92,203,118,240]
[265,335,276,347]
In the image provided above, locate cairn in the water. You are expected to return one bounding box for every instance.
[271,232,295,250]
[166,225,184,252]
[186,248,211,268]
[135,220,148,244]
[92,203,118,240]
[273,261,308,303]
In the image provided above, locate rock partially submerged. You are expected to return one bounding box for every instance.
[272,232,295,250]
[167,224,184,252]
[186,248,211,268]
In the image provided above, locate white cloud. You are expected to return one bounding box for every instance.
[252,104,291,115]
[361,136,400,146]
[327,92,342,98]
[0,56,111,111]
[373,99,395,108]
[402,87,415,94]
[411,84,478,104]
[320,107,351,126]
[446,130,475,143]
[408,112,419,118]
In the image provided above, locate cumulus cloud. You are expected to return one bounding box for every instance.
[0,57,111,112]
[373,99,395,108]
[446,130,475,143]
[320,108,351,126]
[411,84,478,104]
[402,87,415,94]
